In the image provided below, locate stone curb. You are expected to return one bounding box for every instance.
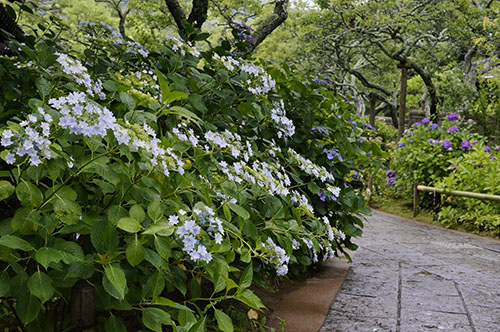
[264,258,352,332]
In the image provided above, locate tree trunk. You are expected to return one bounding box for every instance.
[397,63,407,140]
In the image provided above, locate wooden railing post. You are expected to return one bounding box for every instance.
[413,183,419,217]
[71,281,95,332]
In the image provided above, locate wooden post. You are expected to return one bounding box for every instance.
[71,281,95,332]
[413,183,419,217]
[397,62,407,141]
[369,93,377,127]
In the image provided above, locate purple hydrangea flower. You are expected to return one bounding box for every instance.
[428,138,434,144]
[387,177,395,185]
[422,118,430,125]
[490,155,497,160]
[398,142,406,148]
[317,191,326,202]
[448,113,459,122]
[351,170,359,180]
[447,126,459,133]
[441,140,452,150]
[407,130,414,137]
[485,145,491,153]
[467,119,474,123]
[450,162,457,171]
[430,123,439,130]
[461,140,471,151]
[472,141,479,145]
[385,169,395,177]
[413,122,422,127]
[433,140,440,145]
[496,145,500,151]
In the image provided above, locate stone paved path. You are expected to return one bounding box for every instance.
[320,210,500,332]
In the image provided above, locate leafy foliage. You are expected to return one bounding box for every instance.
[0,4,376,331]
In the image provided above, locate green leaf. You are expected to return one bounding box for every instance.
[53,239,84,264]
[178,309,196,327]
[147,200,163,221]
[16,294,40,325]
[239,263,253,289]
[240,247,251,263]
[142,271,165,299]
[35,77,52,98]
[164,91,189,105]
[159,106,203,126]
[103,80,118,92]
[214,309,234,332]
[0,234,34,251]
[187,317,206,332]
[16,180,43,207]
[228,203,250,219]
[0,271,10,297]
[11,207,40,234]
[236,289,265,310]
[142,307,172,332]
[130,205,146,222]
[35,247,62,269]
[28,271,55,303]
[103,264,127,300]
[152,297,192,312]
[223,204,231,222]
[155,68,170,105]
[117,217,142,233]
[142,222,175,236]
[0,180,15,201]
[119,91,135,110]
[126,235,145,267]
[105,314,127,332]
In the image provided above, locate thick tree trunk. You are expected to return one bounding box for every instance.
[407,61,438,120]
[369,92,377,127]
[397,63,408,140]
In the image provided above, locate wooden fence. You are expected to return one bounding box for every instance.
[413,184,500,217]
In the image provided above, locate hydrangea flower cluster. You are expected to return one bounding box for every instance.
[216,55,276,95]
[447,126,459,133]
[288,148,335,183]
[170,209,214,263]
[448,112,459,122]
[311,126,328,135]
[385,169,396,185]
[323,148,343,162]
[205,130,252,161]
[1,108,52,166]
[270,100,295,138]
[262,237,290,276]
[441,139,452,151]
[55,53,105,99]
[461,140,471,151]
[232,22,255,43]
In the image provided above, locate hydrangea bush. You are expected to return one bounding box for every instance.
[387,112,500,236]
[0,10,375,332]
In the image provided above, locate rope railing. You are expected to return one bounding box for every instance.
[412,183,500,217]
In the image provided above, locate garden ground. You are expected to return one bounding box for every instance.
[268,210,500,332]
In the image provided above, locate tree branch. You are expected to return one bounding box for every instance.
[246,0,290,54]
[187,0,208,28]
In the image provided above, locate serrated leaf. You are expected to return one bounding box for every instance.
[142,271,165,298]
[35,77,52,98]
[105,314,127,332]
[0,271,10,297]
[142,222,175,236]
[130,205,146,222]
[117,217,142,233]
[28,271,54,303]
[11,207,40,234]
[228,203,250,220]
[0,180,15,201]
[119,92,135,111]
[35,247,62,269]
[16,180,43,207]
[103,264,126,300]
[239,263,253,289]
[142,307,172,332]
[16,294,40,324]
[126,235,145,267]
[147,200,163,221]
[0,234,34,251]
[152,297,192,311]
[236,289,265,310]
[214,309,234,332]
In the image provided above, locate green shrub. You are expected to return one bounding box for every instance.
[0,7,375,331]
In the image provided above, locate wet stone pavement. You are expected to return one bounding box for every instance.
[320,210,500,332]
